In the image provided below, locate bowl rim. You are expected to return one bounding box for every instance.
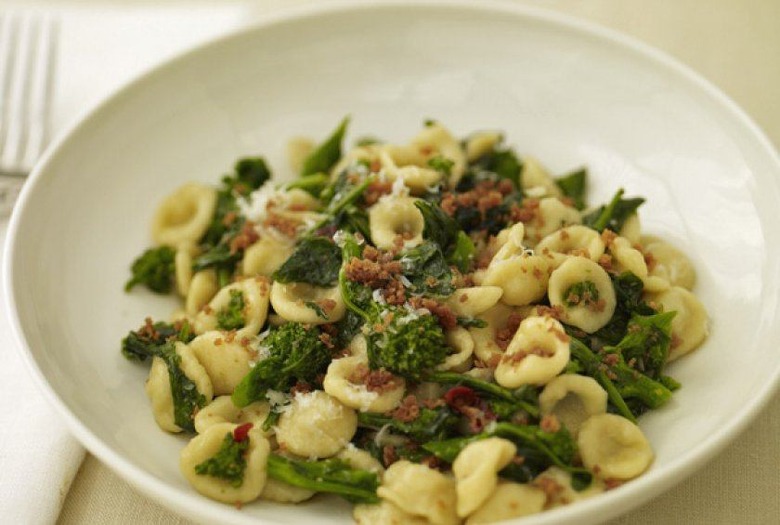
[4,0,780,523]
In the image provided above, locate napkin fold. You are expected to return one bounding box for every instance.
[0,225,86,524]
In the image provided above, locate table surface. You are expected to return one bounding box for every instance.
[2,1,778,524]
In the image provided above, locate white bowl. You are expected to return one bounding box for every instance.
[5,1,780,524]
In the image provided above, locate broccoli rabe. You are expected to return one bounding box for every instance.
[216,289,245,331]
[194,429,249,487]
[555,168,587,210]
[397,241,455,297]
[423,421,591,488]
[231,323,331,407]
[466,145,522,190]
[124,246,175,293]
[266,454,379,503]
[272,236,342,287]
[582,188,644,233]
[120,319,193,362]
[300,117,349,177]
[357,405,460,442]
[285,172,329,196]
[158,341,208,432]
[414,200,476,273]
[428,371,540,419]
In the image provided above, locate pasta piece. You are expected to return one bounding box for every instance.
[548,256,616,333]
[275,391,358,458]
[608,235,669,293]
[619,213,641,245]
[379,147,443,193]
[464,131,502,162]
[180,422,270,504]
[494,315,570,388]
[347,334,369,360]
[465,482,546,524]
[377,460,459,525]
[444,286,503,318]
[577,413,653,480]
[410,122,467,186]
[194,277,271,338]
[535,225,606,267]
[524,197,582,246]
[642,235,696,290]
[368,196,425,250]
[269,281,346,324]
[519,156,563,199]
[286,136,315,173]
[151,183,217,246]
[323,355,406,413]
[437,327,475,373]
[194,395,271,435]
[337,444,385,475]
[145,342,214,433]
[453,437,517,517]
[539,374,608,436]
[532,466,605,508]
[185,269,219,317]
[261,477,316,504]
[329,144,382,179]
[353,501,430,525]
[469,302,518,366]
[483,223,552,306]
[240,233,296,277]
[174,242,198,297]
[648,286,708,361]
[188,331,256,395]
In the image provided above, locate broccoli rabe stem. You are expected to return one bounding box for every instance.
[427,371,540,418]
[266,454,379,503]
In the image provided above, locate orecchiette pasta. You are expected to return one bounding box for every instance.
[377,460,459,525]
[240,233,296,277]
[524,197,582,246]
[353,501,430,525]
[286,136,315,174]
[548,256,616,333]
[152,183,217,246]
[336,444,385,475]
[608,235,669,293]
[174,242,198,297]
[145,342,213,433]
[261,477,316,504]
[642,235,696,290]
[535,225,606,267]
[369,196,426,250]
[410,122,467,186]
[269,281,346,324]
[379,147,443,193]
[188,331,256,395]
[444,286,503,318]
[520,156,563,199]
[275,391,358,459]
[494,315,570,388]
[648,286,708,361]
[619,213,641,245]
[464,131,502,162]
[468,302,518,366]
[539,374,608,436]
[180,422,270,504]
[323,355,406,412]
[483,223,552,306]
[185,269,219,316]
[577,413,654,480]
[194,277,271,338]
[194,395,271,435]
[465,482,546,524]
[453,437,517,517]
[437,327,475,373]
[532,466,605,508]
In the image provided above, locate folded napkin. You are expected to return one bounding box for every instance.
[0,225,86,524]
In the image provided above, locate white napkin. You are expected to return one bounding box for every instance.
[0,225,85,524]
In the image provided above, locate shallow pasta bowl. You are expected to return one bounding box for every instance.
[5,1,780,523]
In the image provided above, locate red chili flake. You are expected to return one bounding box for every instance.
[233,422,253,442]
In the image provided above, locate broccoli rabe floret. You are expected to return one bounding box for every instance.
[266,453,379,503]
[120,319,193,362]
[231,323,331,407]
[216,289,245,331]
[124,246,175,293]
[194,429,249,487]
[367,307,448,380]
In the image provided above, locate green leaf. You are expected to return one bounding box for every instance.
[556,168,587,210]
[272,237,343,287]
[397,241,455,297]
[286,172,329,196]
[125,246,176,293]
[216,289,246,331]
[301,117,349,176]
[194,431,249,487]
[582,189,644,233]
[158,342,207,432]
[266,454,380,503]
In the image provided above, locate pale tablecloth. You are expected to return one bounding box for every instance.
[0,1,777,524]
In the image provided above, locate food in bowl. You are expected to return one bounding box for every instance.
[119,118,708,523]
